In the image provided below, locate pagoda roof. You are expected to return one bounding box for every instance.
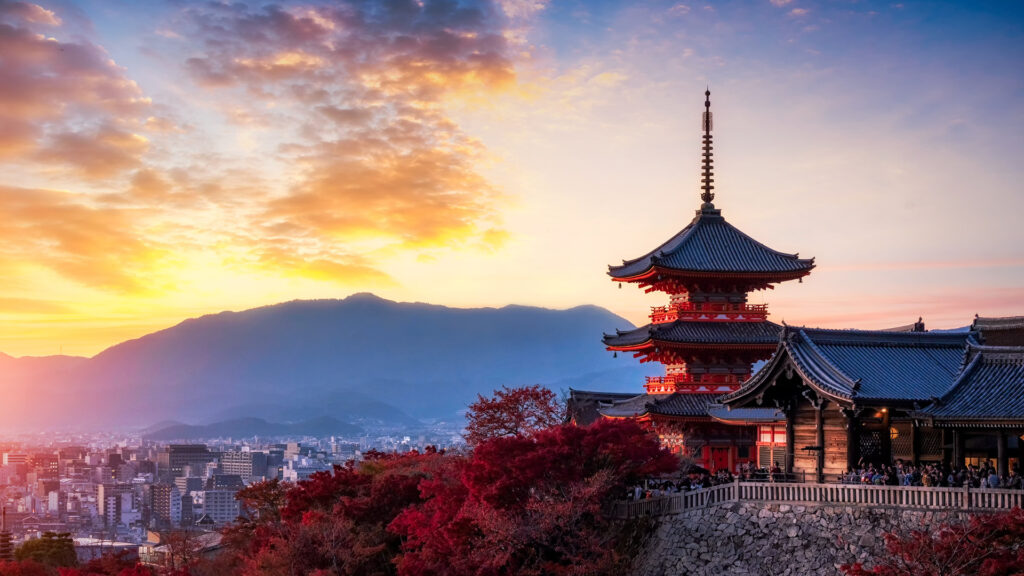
[972,315,1024,346]
[604,319,782,349]
[973,316,1024,331]
[707,404,784,424]
[598,392,722,419]
[608,205,815,281]
[722,327,975,407]
[566,389,644,425]
[916,345,1024,426]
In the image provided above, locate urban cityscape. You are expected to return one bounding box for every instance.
[0,425,464,564]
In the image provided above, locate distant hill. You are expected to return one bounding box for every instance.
[0,294,651,431]
[143,416,362,441]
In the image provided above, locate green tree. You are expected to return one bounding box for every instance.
[13,532,77,568]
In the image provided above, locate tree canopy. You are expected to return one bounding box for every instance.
[463,384,564,446]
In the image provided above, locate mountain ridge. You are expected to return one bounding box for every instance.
[0,294,652,432]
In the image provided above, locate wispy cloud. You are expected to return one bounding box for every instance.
[0,4,150,172]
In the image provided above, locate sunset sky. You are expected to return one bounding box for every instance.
[1,0,1022,357]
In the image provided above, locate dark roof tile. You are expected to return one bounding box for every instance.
[722,327,974,405]
[919,347,1024,421]
[609,207,814,279]
[604,320,782,348]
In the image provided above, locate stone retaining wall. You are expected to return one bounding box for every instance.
[633,501,974,576]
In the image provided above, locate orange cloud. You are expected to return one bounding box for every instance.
[0,186,165,292]
[0,297,73,315]
[166,0,524,278]
[35,124,148,178]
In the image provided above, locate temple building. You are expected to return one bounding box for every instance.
[568,91,812,473]
[720,324,1024,482]
[568,91,1024,480]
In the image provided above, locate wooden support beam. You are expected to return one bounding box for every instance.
[953,429,965,467]
[785,406,795,475]
[998,430,1008,477]
[846,412,859,471]
[911,421,920,467]
[881,409,892,465]
[815,402,825,483]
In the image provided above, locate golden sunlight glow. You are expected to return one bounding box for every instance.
[0,0,1020,359]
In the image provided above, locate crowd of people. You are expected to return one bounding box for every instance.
[627,469,738,500]
[840,459,1024,489]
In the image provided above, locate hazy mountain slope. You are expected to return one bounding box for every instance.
[0,294,650,431]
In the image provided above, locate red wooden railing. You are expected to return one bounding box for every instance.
[650,302,768,323]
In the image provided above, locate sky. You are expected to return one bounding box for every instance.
[0,0,1022,357]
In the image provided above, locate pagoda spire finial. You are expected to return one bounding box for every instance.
[700,89,715,207]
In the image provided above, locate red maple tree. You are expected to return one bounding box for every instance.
[391,418,678,576]
[217,388,676,576]
[463,384,564,446]
[842,507,1024,576]
[226,449,447,576]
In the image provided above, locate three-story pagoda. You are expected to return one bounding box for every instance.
[606,90,814,394]
[574,91,813,472]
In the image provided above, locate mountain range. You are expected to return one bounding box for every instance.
[0,294,653,432]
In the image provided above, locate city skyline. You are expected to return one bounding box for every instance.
[1,0,1022,357]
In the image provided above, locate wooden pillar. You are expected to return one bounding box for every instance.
[953,429,965,467]
[911,421,920,466]
[998,430,1008,477]
[846,411,860,471]
[815,402,825,483]
[785,407,795,475]
[1018,432,1024,474]
[942,429,952,465]
[881,409,892,465]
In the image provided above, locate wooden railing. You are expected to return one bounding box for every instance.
[611,481,1024,519]
[649,302,768,324]
[610,484,733,519]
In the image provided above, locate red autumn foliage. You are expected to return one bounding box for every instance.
[390,418,678,576]
[463,385,563,446]
[0,561,49,576]
[0,551,153,576]
[219,387,676,576]
[226,448,446,576]
[841,507,1024,576]
[58,565,153,576]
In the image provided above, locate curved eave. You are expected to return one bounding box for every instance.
[719,341,788,406]
[602,339,653,351]
[920,418,1024,429]
[782,336,858,405]
[646,414,712,423]
[609,264,815,285]
[605,341,777,353]
[599,412,651,420]
[708,410,785,425]
[721,338,857,409]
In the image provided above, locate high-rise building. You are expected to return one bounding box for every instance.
[150,484,181,529]
[97,483,134,526]
[0,508,11,562]
[199,490,240,525]
[157,445,217,481]
[220,451,268,483]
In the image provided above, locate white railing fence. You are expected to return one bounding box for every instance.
[612,481,1024,519]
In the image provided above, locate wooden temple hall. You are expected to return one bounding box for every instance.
[567,91,1024,482]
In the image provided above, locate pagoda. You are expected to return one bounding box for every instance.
[574,91,814,472]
